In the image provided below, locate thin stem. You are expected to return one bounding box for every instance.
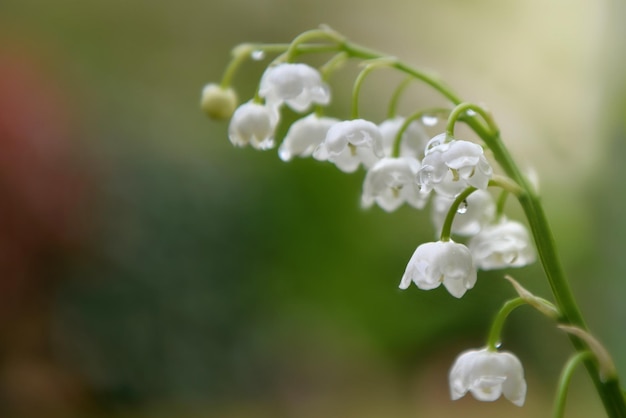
[285,28,344,62]
[489,175,524,197]
[221,44,255,88]
[391,107,450,158]
[351,60,395,119]
[446,102,499,138]
[222,43,339,86]
[486,297,527,351]
[553,351,594,418]
[440,187,477,242]
[387,76,413,119]
[319,52,348,81]
[351,65,375,119]
[496,189,509,218]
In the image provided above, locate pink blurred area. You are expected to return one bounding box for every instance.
[0,34,93,415]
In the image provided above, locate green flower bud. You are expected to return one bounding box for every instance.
[200,83,238,120]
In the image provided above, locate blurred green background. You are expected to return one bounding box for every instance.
[0,0,624,417]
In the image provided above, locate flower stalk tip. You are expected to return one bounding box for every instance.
[558,325,617,382]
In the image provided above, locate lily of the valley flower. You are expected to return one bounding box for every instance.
[449,347,527,407]
[259,63,330,112]
[399,240,477,298]
[418,134,493,196]
[431,189,496,237]
[378,117,429,158]
[228,101,279,150]
[361,157,429,212]
[468,219,536,270]
[314,119,384,172]
[278,114,338,161]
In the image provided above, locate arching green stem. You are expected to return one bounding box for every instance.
[320,52,348,81]
[391,107,450,158]
[285,27,344,62]
[553,351,593,418]
[446,102,499,137]
[220,44,255,88]
[387,76,413,119]
[351,59,395,119]
[440,187,477,242]
[496,189,509,218]
[486,297,527,351]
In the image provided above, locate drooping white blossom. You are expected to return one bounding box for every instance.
[468,219,536,270]
[259,63,330,112]
[278,114,338,161]
[431,189,496,237]
[399,240,477,298]
[449,347,527,407]
[200,83,238,120]
[361,157,429,212]
[314,119,384,172]
[418,134,493,196]
[228,101,279,150]
[378,117,429,158]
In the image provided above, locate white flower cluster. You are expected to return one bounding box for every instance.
[207,58,537,408]
[219,61,536,299]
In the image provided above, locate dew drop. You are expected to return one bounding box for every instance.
[466,109,477,117]
[278,147,292,161]
[421,115,438,126]
[251,50,266,61]
[457,199,468,214]
[495,341,502,349]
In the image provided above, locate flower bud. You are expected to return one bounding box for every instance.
[201,83,238,120]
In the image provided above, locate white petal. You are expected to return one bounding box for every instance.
[449,348,526,407]
[400,240,475,297]
[259,63,330,112]
[323,120,385,171]
[444,141,483,170]
[469,220,536,270]
[228,101,278,150]
[279,114,338,161]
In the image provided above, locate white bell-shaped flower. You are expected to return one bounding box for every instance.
[468,219,536,270]
[278,114,338,161]
[431,189,496,237]
[418,134,493,196]
[361,157,429,212]
[449,347,527,407]
[399,240,477,298]
[228,101,279,150]
[378,117,429,158]
[259,63,330,112]
[314,119,384,173]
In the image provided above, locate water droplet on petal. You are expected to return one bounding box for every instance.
[457,199,468,214]
[422,115,438,126]
[278,147,292,161]
[466,109,477,117]
[251,50,266,61]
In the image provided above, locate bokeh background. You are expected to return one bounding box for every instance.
[0,0,625,417]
